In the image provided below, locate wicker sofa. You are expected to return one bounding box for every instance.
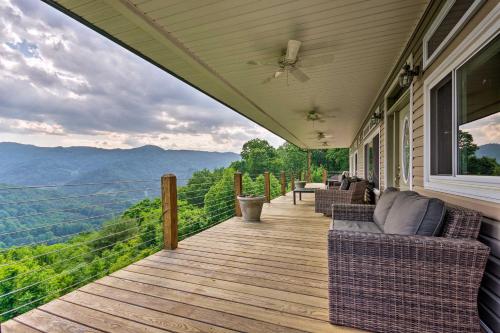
[315,179,368,216]
[328,189,490,333]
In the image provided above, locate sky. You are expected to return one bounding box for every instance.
[0,0,284,153]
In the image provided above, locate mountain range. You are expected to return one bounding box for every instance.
[0,142,239,187]
[476,143,500,163]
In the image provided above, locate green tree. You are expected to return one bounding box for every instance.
[325,148,349,172]
[458,130,500,175]
[240,139,279,175]
[276,143,307,176]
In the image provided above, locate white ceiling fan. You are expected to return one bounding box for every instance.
[247,40,334,84]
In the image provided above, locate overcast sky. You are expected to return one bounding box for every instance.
[0,0,284,153]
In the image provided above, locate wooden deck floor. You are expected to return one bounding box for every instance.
[2,191,365,333]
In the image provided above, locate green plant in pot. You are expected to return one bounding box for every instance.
[237,194,266,222]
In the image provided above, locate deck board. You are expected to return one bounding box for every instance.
[1,192,366,333]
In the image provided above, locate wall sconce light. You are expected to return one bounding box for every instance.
[398,63,420,88]
[371,110,382,122]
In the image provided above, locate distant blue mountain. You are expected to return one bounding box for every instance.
[476,144,500,163]
[0,142,240,187]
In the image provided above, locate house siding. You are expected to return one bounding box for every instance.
[349,1,500,331]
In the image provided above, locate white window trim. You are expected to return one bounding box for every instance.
[409,81,414,190]
[423,4,500,203]
[363,128,381,189]
[423,0,485,69]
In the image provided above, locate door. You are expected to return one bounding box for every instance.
[397,105,411,190]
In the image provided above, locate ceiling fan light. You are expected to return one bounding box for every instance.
[286,40,302,61]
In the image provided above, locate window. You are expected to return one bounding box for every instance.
[430,74,453,175]
[425,19,500,202]
[354,152,358,176]
[457,35,500,176]
[423,0,484,68]
[364,134,380,188]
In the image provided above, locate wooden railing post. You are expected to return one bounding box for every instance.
[291,173,295,190]
[307,150,312,183]
[322,169,327,184]
[280,171,286,196]
[264,171,270,203]
[234,172,242,217]
[161,174,178,250]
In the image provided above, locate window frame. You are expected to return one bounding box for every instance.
[363,128,381,189]
[423,0,485,69]
[423,6,500,203]
[353,150,358,177]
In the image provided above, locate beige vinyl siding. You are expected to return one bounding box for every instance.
[349,0,498,220]
[349,0,443,190]
[413,0,499,220]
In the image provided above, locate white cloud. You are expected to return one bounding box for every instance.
[0,0,284,152]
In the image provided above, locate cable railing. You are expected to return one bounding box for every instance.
[0,169,304,322]
[0,179,162,321]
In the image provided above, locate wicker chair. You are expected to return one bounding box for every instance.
[315,180,368,216]
[328,203,490,333]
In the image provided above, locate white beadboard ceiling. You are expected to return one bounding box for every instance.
[50,0,429,148]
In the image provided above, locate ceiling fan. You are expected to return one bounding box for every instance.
[307,131,334,141]
[247,40,334,84]
[303,108,337,127]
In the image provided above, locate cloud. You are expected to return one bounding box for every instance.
[0,0,283,152]
[460,113,500,146]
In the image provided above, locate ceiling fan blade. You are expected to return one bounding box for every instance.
[290,68,310,82]
[298,54,334,67]
[274,70,284,79]
[247,60,277,66]
[261,76,273,84]
[285,40,302,62]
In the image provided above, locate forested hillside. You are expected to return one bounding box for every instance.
[0,139,349,322]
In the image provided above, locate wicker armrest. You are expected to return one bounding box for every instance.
[332,203,375,222]
[328,230,490,333]
[315,189,354,216]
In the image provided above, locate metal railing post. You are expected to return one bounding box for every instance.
[161,173,178,250]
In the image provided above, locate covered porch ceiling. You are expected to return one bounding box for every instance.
[47,0,429,149]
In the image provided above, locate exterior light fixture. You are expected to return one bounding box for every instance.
[398,63,420,88]
[371,110,383,122]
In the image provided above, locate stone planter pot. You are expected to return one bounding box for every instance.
[295,181,306,189]
[237,195,265,222]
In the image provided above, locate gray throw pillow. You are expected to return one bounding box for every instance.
[384,191,446,236]
[373,187,399,228]
[340,178,350,190]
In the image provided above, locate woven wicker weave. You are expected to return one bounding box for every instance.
[315,181,368,216]
[328,204,489,333]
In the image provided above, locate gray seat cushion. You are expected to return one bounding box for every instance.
[331,220,383,233]
[384,191,446,236]
[373,187,399,229]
